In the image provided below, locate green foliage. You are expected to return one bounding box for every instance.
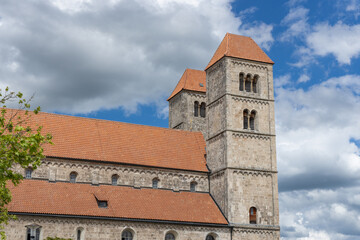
[0,87,52,239]
[46,237,72,240]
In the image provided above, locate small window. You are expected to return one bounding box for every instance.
[253,75,258,93]
[200,102,206,118]
[122,230,133,240]
[239,73,244,91]
[190,182,197,192]
[250,111,256,130]
[25,168,32,179]
[111,174,118,186]
[250,207,257,224]
[194,101,199,117]
[165,233,176,240]
[70,172,77,183]
[26,224,41,240]
[97,200,108,208]
[206,235,215,240]
[77,227,84,240]
[245,74,251,92]
[243,110,249,129]
[152,178,159,189]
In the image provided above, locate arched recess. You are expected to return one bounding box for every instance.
[165,230,178,240]
[250,110,257,130]
[249,207,257,224]
[194,101,199,117]
[200,102,206,118]
[76,227,85,240]
[253,75,259,93]
[69,171,78,183]
[243,109,249,129]
[121,228,135,240]
[111,174,119,186]
[245,74,252,92]
[239,72,245,91]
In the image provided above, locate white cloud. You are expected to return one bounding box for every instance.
[277,74,360,238]
[275,74,292,88]
[306,22,360,64]
[0,0,274,115]
[280,6,309,41]
[297,74,310,83]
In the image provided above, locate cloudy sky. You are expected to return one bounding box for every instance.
[1,0,360,239]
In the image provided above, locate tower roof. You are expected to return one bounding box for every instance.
[167,69,206,101]
[205,33,274,70]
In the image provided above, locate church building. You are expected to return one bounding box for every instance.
[5,33,280,240]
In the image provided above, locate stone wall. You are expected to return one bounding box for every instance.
[168,90,207,137]
[4,215,231,240]
[15,158,209,192]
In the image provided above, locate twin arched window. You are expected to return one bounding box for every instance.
[243,110,256,130]
[249,207,257,224]
[70,172,78,183]
[194,101,206,118]
[240,73,258,93]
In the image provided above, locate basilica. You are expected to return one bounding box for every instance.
[5,33,280,240]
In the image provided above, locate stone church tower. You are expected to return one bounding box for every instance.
[169,33,280,239]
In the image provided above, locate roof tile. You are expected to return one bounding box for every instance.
[8,180,228,225]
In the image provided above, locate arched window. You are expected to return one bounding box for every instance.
[152,178,159,189]
[25,168,32,179]
[76,227,84,240]
[249,207,257,224]
[194,101,199,117]
[245,74,251,92]
[111,174,118,186]
[239,73,244,91]
[243,110,249,129]
[200,102,206,118]
[26,224,41,240]
[250,111,256,130]
[253,75,259,93]
[122,230,133,240]
[206,235,215,240]
[165,233,176,240]
[190,181,197,192]
[70,172,77,183]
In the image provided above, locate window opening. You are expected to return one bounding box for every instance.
[206,235,215,240]
[253,75,258,93]
[245,74,251,92]
[239,73,244,91]
[243,110,249,129]
[25,168,32,179]
[152,178,159,189]
[122,230,133,240]
[165,233,176,240]
[250,111,256,130]
[111,174,118,186]
[190,182,196,192]
[194,101,199,117]
[200,102,206,118]
[249,207,257,224]
[26,224,41,240]
[70,172,77,183]
[97,200,108,208]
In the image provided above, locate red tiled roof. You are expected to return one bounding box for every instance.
[205,33,274,70]
[6,109,207,172]
[8,180,228,225]
[167,69,206,101]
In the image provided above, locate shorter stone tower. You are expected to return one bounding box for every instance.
[168,68,207,137]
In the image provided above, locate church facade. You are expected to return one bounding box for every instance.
[5,33,280,240]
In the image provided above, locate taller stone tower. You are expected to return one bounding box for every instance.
[205,33,280,239]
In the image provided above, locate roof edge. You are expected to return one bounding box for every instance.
[10,212,229,227]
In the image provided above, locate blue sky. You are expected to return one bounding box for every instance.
[1,0,360,239]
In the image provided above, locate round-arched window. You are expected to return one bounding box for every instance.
[206,235,215,240]
[165,232,175,240]
[122,230,133,240]
[70,172,78,183]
